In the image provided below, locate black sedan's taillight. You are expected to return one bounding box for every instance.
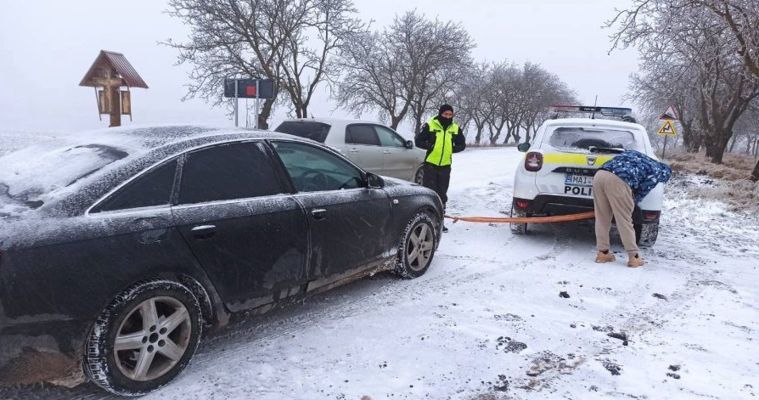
[525,152,543,172]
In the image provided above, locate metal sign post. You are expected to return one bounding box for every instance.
[224,78,274,128]
[234,77,239,128]
[662,134,669,159]
[657,119,677,159]
[254,79,260,129]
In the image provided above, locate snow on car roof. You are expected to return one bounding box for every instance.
[281,117,386,126]
[0,125,289,217]
[542,118,645,130]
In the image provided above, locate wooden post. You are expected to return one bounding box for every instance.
[109,85,121,127]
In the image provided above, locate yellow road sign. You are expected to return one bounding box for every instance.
[657,120,677,136]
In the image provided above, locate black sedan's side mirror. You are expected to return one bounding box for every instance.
[517,142,531,152]
[405,140,414,149]
[366,172,385,189]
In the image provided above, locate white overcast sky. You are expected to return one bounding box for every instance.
[0,0,639,135]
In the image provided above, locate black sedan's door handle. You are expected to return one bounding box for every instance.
[311,208,327,221]
[191,224,217,240]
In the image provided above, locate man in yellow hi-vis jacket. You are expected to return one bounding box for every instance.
[415,104,467,232]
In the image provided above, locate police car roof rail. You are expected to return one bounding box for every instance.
[549,105,636,123]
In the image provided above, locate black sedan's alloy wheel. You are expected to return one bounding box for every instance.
[396,212,438,278]
[85,280,202,396]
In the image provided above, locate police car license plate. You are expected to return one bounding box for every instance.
[564,174,593,196]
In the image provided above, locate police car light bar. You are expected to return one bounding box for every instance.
[550,105,632,116]
[549,105,635,122]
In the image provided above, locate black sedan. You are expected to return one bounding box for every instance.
[0,126,443,396]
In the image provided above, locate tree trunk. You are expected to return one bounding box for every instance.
[746,135,754,154]
[490,130,502,145]
[390,115,403,130]
[257,98,276,130]
[524,127,533,144]
[752,159,759,182]
[475,126,483,145]
[681,120,695,151]
[687,133,703,153]
[704,133,719,160]
[708,130,733,163]
[413,114,425,137]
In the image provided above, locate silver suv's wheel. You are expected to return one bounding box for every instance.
[85,280,202,396]
[414,166,424,184]
[396,212,439,279]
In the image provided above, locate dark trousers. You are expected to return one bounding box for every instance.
[422,163,451,207]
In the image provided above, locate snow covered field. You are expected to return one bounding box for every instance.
[1,137,757,400]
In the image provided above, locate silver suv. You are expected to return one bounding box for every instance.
[275,118,426,183]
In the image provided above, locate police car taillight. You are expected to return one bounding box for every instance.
[525,152,543,172]
[643,211,660,221]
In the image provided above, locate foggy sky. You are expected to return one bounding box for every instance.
[0,0,639,136]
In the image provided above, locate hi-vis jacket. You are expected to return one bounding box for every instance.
[415,116,466,167]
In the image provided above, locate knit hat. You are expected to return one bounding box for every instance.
[438,104,454,115]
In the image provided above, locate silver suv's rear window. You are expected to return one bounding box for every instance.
[275,121,331,143]
[548,127,638,152]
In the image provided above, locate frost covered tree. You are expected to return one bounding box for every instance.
[336,10,474,131]
[629,64,704,152]
[164,0,361,128]
[472,62,575,145]
[446,63,493,145]
[608,0,759,164]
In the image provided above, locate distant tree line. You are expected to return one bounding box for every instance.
[164,1,576,145]
[608,0,759,180]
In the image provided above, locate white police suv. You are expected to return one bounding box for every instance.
[511,106,664,247]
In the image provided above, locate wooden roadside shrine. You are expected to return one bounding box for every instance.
[79,50,148,127]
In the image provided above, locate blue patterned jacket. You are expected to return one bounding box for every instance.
[599,150,672,203]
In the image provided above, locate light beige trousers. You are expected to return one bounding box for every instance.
[593,170,639,255]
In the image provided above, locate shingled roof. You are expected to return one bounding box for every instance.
[79,50,148,88]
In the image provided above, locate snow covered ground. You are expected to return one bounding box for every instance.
[1,139,758,400]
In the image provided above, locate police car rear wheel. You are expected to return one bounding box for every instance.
[635,222,659,248]
[510,204,528,235]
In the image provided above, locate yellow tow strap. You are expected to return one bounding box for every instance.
[444,211,596,224]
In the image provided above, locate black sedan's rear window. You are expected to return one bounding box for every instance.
[0,143,128,210]
[275,121,331,143]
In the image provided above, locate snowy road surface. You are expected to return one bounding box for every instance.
[1,140,758,400]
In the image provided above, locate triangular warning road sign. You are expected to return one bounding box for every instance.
[657,120,677,136]
[659,105,679,120]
